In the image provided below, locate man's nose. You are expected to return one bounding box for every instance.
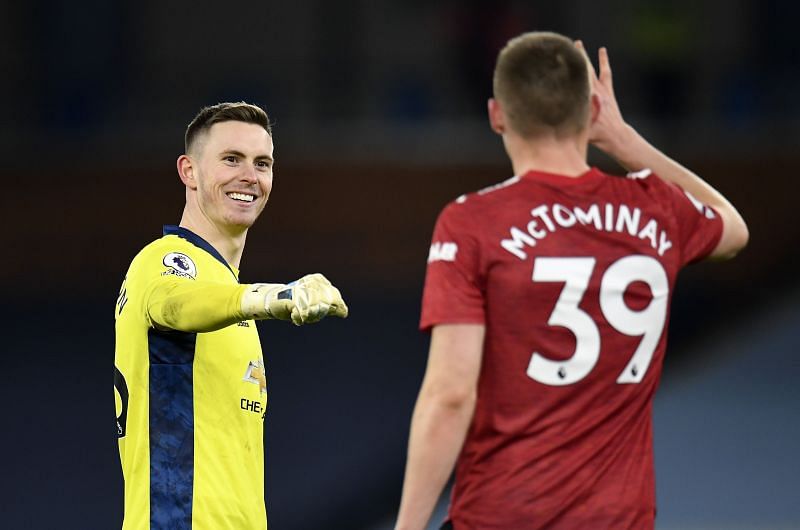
[242,164,259,183]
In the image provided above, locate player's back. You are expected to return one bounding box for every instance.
[421,167,722,529]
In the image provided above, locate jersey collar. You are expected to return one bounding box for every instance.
[520,166,605,186]
[162,225,239,281]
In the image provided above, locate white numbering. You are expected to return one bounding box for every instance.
[527,256,669,386]
[527,258,599,385]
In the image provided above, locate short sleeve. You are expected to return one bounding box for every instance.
[664,181,724,265]
[419,202,486,331]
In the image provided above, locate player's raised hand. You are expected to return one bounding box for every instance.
[574,41,632,158]
[284,273,349,325]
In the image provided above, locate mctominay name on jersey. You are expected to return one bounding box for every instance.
[501,202,674,260]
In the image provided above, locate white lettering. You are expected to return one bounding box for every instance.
[616,205,641,236]
[553,204,577,228]
[574,204,602,230]
[502,227,536,260]
[527,220,547,239]
[428,242,459,263]
[531,205,556,232]
[442,242,458,261]
[637,219,658,250]
[428,242,441,262]
[657,231,673,256]
[499,202,676,258]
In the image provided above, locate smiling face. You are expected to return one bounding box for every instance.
[178,120,274,235]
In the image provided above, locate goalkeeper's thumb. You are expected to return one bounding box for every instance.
[240,283,295,321]
[288,273,349,325]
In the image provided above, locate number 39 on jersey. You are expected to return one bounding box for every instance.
[527,255,668,386]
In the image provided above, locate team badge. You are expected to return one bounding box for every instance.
[163,252,197,278]
[243,359,267,395]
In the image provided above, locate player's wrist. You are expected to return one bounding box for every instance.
[604,124,649,170]
[241,283,291,320]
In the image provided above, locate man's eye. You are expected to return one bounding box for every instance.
[256,161,271,169]
[224,156,238,163]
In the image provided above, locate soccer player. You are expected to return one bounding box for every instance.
[114,102,348,530]
[395,32,748,530]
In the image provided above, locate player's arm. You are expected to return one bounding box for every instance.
[146,277,248,332]
[395,324,484,530]
[577,42,749,260]
[146,273,348,332]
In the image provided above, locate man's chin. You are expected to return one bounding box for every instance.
[221,216,258,233]
[220,204,265,232]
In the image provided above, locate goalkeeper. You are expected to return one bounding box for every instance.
[113,102,347,530]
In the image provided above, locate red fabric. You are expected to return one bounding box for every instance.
[420,168,722,530]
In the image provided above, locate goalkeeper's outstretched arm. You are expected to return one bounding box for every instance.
[146,273,348,333]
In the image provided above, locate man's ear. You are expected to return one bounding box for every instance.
[488,98,506,134]
[590,93,601,124]
[177,155,198,190]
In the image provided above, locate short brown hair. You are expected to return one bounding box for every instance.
[185,101,272,153]
[493,32,590,138]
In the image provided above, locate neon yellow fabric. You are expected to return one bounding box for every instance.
[115,230,268,530]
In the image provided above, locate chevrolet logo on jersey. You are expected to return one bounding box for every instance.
[243,359,267,395]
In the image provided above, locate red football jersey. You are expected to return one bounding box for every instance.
[420,168,723,530]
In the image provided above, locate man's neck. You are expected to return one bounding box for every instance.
[504,131,591,178]
[178,210,246,269]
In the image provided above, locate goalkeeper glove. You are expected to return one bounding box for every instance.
[241,273,348,325]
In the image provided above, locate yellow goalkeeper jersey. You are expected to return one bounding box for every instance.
[114,225,268,530]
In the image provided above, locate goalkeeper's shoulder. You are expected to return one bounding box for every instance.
[119,235,212,321]
[125,235,200,282]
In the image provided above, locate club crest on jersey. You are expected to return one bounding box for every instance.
[243,359,267,395]
[428,242,458,263]
[162,252,197,279]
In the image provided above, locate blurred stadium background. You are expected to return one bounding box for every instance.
[1,1,798,528]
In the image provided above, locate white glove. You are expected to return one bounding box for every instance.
[241,274,348,326]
